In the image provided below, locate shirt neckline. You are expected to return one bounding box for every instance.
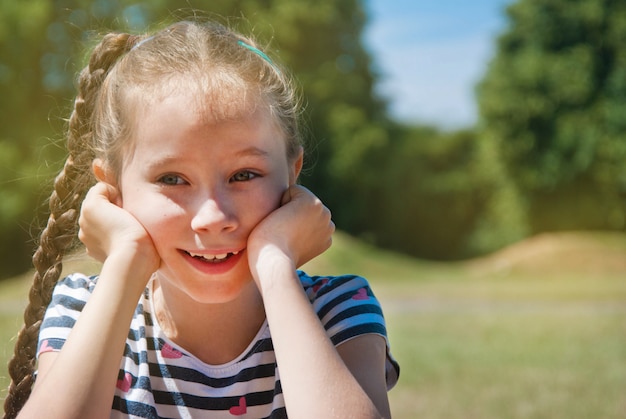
[147,277,270,370]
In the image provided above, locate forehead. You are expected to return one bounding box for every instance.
[123,88,287,165]
[121,76,286,154]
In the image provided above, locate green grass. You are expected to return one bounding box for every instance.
[383,285,625,418]
[305,232,626,419]
[2,232,626,418]
[0,272,31,403]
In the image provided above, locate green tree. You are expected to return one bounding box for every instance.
[477,0,626,239]
[379,127,487,260]
[0,0,175,278]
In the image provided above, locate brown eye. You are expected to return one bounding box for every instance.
[231,171,258,182]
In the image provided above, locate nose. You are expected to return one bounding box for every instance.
[190,196,238,234]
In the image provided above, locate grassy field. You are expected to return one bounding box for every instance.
[1,231,625,418]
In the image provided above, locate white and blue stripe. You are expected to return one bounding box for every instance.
[38,271,399,418]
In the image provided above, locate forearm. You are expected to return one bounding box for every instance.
[18,251,153,419]
[257,250,382,418]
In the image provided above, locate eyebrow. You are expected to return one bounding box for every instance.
[142,155,181,172]
[233,146,270,158]
[143,147,271,170]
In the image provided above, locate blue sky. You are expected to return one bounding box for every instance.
[364,0,514,129]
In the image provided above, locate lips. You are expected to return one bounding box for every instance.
[180,248,245,275]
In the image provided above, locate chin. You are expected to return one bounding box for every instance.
[157,267,256,306]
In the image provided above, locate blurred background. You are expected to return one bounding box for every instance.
[1,0,625,418]
[1,0,625,277]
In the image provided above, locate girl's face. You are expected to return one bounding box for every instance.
[114,91,301,304]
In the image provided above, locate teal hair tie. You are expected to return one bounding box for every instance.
[238,40,276,68]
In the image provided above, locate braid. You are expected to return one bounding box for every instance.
[3,33,138,419]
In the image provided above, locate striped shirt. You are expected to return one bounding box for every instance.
[38,271,400,418]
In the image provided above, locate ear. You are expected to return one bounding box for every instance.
[92,158,116,185]
[289,148,304,185]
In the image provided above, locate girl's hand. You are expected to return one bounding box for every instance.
[247,185,334,280]
[78,182,160,273]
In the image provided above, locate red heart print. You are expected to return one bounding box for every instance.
[229,396,247,415]
[352,288,369,300]
[162,343,183,359]
[38,340,54,355]
[116,372,132,392]
[312,278,329,293]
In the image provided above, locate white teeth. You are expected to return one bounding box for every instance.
[187,251,239,260]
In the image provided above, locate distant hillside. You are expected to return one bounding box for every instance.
[465,231,626,277]
[7,231,624,289]
[302,231,444,283]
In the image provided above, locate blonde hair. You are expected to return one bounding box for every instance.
[3,20,302,418]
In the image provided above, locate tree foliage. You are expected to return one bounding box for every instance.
[372,127,486,259]
[477,0,626,235]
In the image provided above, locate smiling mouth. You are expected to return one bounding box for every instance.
[185,250,240,263]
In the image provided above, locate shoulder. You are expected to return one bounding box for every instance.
[297,271,400,389]
[56,272,99,290]
[297,271,384,338]
[299,271,374,302]
[37,273,99,357]
[48,272,99,310]
[41,272,99,323]
[298,273,381,321]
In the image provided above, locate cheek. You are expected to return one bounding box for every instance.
[121,190,184,238]
[245,180,286,222]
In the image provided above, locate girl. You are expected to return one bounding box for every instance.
[4,20,399,419]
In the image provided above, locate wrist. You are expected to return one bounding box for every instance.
[102,246,158,293]
[250,244,297,293]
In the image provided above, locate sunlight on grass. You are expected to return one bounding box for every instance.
[307,232,626,419]
[387,308,626,418]
[1,231,625,418]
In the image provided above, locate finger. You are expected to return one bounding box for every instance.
[282,184,315,205]
[280,184,307,206]
[96,182,122,206]
[280,186,292,206]
[84,181,119,205]
[106,183,123,207]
